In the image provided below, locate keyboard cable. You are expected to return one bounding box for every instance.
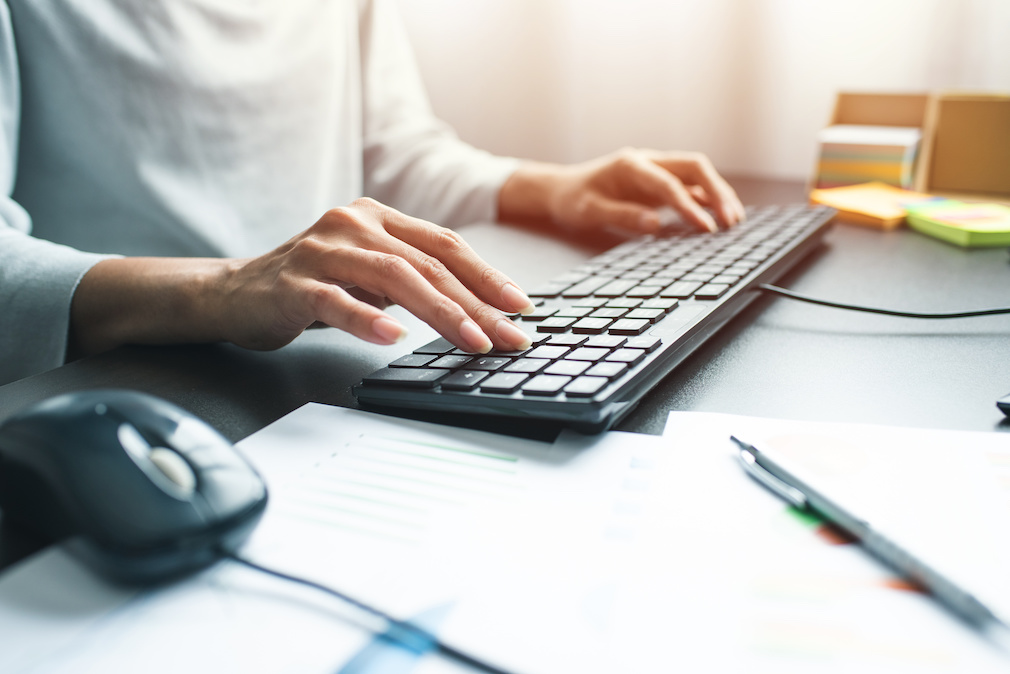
[758,284,1010,319]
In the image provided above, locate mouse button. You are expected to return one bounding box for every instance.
[116,423,196,502]
[196,466,267,520]
[148,448,197,496]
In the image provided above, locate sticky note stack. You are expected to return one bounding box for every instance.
[814,125,922,190]
[809,182,933,229]
[904,199,1010,248]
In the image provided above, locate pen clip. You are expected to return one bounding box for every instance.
[731,436,808,509]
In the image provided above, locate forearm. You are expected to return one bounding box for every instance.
[69,257,234,357]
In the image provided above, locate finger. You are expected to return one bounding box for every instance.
[382,212,536,317]
[651,152,745,226]
[686,185,711,205]
[333,247,530,354]
[615,155,718,233]
[314,203,532,352]
[377,240,533,352]
[346,286,393,309]
[305,281,409,345]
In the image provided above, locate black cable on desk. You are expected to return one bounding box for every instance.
[758,284,1010,319]
[218,550,514,674]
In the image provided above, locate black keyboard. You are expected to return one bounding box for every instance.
[354,204,836,432]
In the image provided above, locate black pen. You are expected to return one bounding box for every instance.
[730,435,1010,650]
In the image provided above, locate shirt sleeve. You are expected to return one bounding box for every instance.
[0,3,113,385]
[358,0,520,228]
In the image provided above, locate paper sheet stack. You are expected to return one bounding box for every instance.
[815,124,921,190]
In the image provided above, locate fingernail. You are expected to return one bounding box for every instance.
[639,211,662,232]
[502,283,536,315]
[372,316,407,344]
[701,214,718,233]
[459,319,492,353]
[496,319,532,351]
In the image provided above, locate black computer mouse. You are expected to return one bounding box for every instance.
[0,390,268,585]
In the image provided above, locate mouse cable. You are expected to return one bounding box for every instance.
[217,550,515,674]
[757,284,1010,319]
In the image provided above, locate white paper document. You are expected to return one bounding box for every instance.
[1,405,1009,673]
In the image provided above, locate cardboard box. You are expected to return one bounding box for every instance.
[816,91,1010,205]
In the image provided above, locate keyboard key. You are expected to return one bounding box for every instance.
[522,306,558,321]
[624,335,662,352]
[660,281,703,298]
[711,274,742,285]
[361,368,450,388]
[441,370,489,391]
[489,346,532,358]
[589,307,628,319]
[595,280,638,297]
[505,358,550,374]
[389,354,438,368]
[522,374,572,396]
[567,347,610,362]
[640,298,679,311]
[414,337,457,355]
[571,297,608,308]
[465,356,512,371]
[607,348,647,366]
[681,272,715,283]
[584,334,626,349]
[605,298,643,309]
[608,318,650,336]
[626,285,664,298]
[625,308,665,322]
[694,264,726,274]
[547,334,588,347]
[480,372,529,393]
[695,283,731,300]
[553,271,591,285]
[528,345,571,360]
[527,282,573,298]
[585,361,628,378]
[564,376,609,397]
[561,277,612,298]
[429,355,474,369]
[545,360,591,376]
[537,316,578,333]
[555,306,594,318]
[572,317,614,334]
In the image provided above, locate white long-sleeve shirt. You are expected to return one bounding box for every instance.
[0,0,519,385]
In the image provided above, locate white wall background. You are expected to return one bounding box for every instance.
[397,0,1010,181]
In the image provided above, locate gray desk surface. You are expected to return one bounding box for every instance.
[2,176,1009,569]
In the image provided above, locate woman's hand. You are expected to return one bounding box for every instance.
[498,148,746,235]
[70,199,535,357]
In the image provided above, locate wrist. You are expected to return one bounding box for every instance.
[70,257,236,356]
[497,160,572,229]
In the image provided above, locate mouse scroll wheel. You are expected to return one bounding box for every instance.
[148,448,197,496]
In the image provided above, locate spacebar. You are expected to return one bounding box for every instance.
[361,368,451,388]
